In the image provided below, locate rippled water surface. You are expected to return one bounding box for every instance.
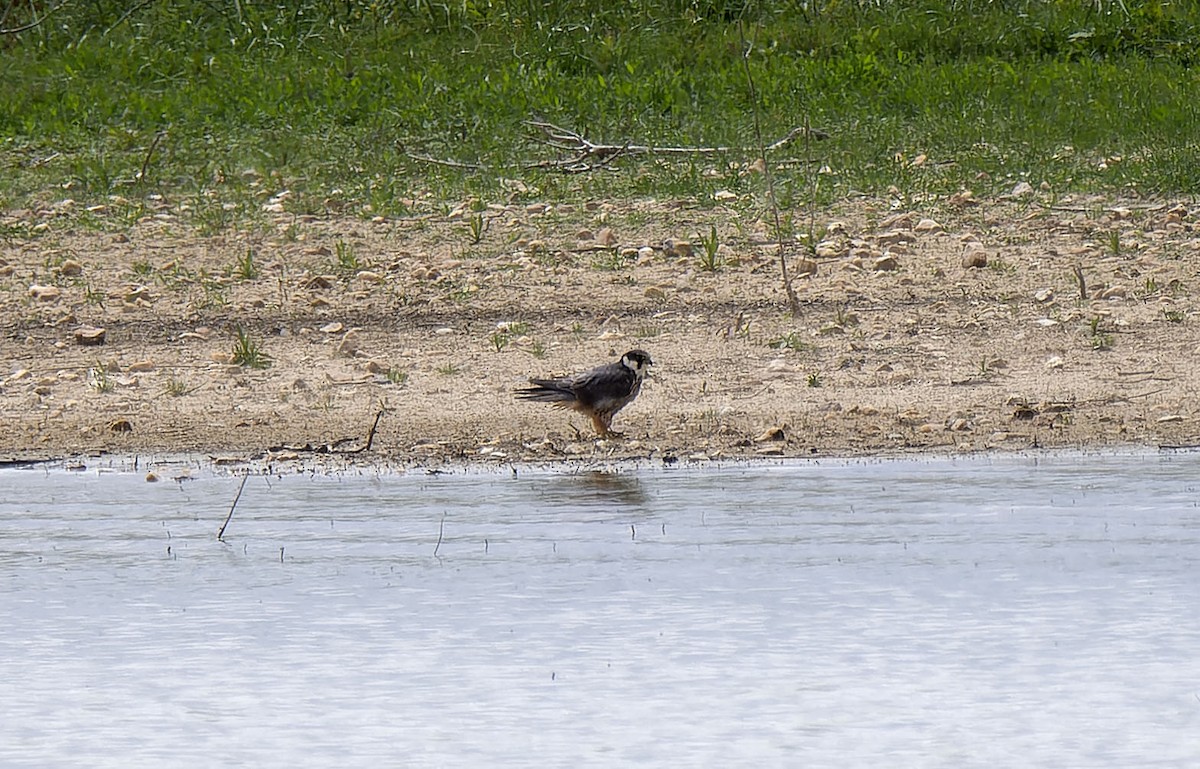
[3,454,1200,767]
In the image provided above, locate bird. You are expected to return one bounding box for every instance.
[516,350,654,437]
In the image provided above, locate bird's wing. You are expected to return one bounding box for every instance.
[571,363,635,405]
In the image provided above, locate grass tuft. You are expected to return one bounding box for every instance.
[231,326,272,369]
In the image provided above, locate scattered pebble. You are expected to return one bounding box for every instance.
[57,259,84,277]
[337,330,362,357]
[74,326,106,346]
[28,284,62,302]
[872,255,900,272]
[1010,181,1035,199]
[755,426,787,443]
[962,245,988,268]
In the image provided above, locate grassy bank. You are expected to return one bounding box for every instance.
[3,0,1200,232]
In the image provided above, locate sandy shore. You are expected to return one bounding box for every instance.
[4,193,1200,466]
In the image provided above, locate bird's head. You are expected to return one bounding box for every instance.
[621,349,654,378]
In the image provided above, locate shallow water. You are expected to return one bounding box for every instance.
[2,454,1200,767]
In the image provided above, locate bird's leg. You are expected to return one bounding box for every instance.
[592,412,623,438]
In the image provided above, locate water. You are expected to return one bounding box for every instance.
[2,453,1199,767]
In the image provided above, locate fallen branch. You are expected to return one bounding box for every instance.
[525,119,827,173]
[267,408,385,455]
[1,0,72,35]
[363,408,383,451]
[404,120,829,175]
[217,475,249,541]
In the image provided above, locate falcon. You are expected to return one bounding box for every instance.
[516,349,653,437]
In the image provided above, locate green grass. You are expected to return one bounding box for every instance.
[231,326,272,369]
[3,1,1200,231]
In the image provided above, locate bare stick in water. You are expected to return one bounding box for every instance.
[363,409,383,451]
[217,475,249,541]
[434,513,446,557]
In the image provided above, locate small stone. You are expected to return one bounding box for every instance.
[356,270,384,284]
[1034,288,1055,303]
[57,259,84,277]
[145,472,160,483]
[962,247,988,269]
[914,218,943,234]
[713,190,738,201]
[1046,356,1065,369]
[1010,181,1035,199]
[755,426,787,443]
[74,326,106,346]
[876,230,914,247]
[28,285,62,302]
[320,322,344,334]
[663,239,694,259]
[337,330,362,357]
[1157,415,1184,423]
[109,419,133,433]
[948,190,977,207]
[815,241,847,259]
[1101,285,1126,300]
[872,255,900,272]
[794,258,818,276]
[303,274,334,290]
[595,227,617,248]
[644,286,667,301]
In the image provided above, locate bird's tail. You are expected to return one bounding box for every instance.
[514,379,576,403]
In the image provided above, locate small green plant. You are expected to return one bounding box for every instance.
[635,325,662,338]
[591,251,627,271]
[163,377,191,397]
[987,258,1018,275]
[529,340,547,358]
[231,326,272,368]
[88,363,114,393]
[1106,230,1122,256]
[697,224,721,272]
[385,367,409,385]
[490,330,511,352]
[235,247,259,280]
[806,372,823,387]
[571,322,585,336]
[83,282,105,307]
[131,260,154,278]
[334,240,360,275]
[505,321,531,336]
[1163,309,1185,323]
[1092,333,1114,351]
[467,212,484,244]
[437,363,461,376]
[768,332,809,352]
[198,273,229,307]
[834,305,859,328]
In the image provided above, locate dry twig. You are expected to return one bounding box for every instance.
[217,475,249,541]
[525,119,826,173]
[404,119,828,175]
